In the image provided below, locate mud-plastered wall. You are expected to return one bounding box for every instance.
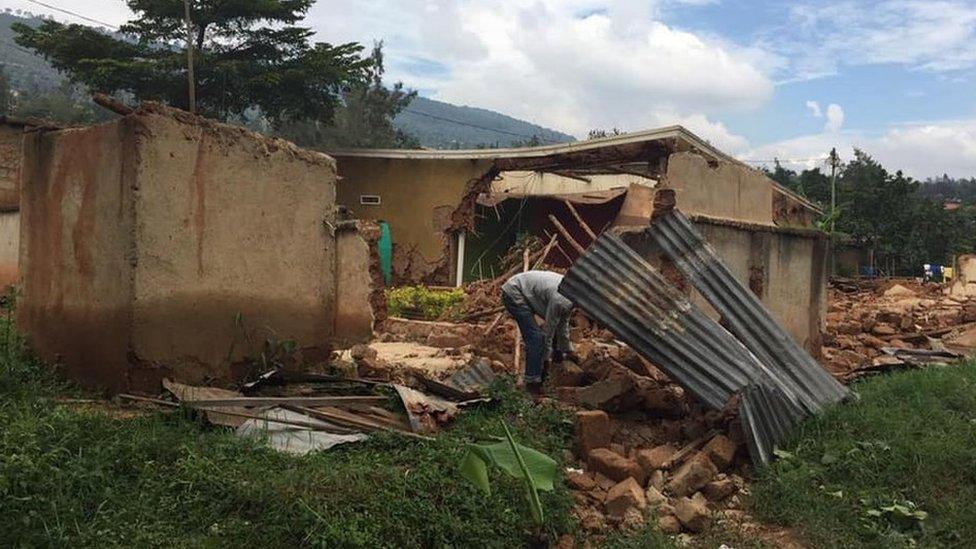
[334,156,493,280]
[19,122,135,392]
[19,107,353,392]
[664,152,776,225]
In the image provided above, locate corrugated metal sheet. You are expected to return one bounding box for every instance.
[557,232,798,412]
[559,227,844,466]
[646,211,849,415]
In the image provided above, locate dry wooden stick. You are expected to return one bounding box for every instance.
[563,200,598,240]
[548,214,586,255]
[288,405,434,441]
[531,233,560,269]
[483,312,504,335]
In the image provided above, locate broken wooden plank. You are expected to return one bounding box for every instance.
[563,200,598,241]
[117,394,355,433]
[181,396,387,408]
[548,214,586,255]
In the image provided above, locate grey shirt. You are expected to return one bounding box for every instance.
[501,270,574,361]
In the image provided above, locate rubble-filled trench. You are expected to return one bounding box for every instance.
[337,271,976,546]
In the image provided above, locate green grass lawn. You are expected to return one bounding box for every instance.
[752,362,976,548]
[0,321,579,547]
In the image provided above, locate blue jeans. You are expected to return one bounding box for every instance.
[501,292,545,383]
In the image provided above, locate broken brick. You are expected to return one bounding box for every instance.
[702,434,738,470]
[587,448,646,485]
[702,478,737,501]
[645,485,667,507]
[636,444,677,472]
[673,496,711,532]
[604,477,646,518]
[577,375,634,410]
[665,453,717,497]
[575,410,611,454]
[658,514,683,534]
[565,470,598,491]
[551,361,586,387]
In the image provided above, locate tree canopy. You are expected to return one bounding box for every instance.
[12,0,371,126]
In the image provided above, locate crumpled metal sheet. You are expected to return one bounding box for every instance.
[162,378,251,428]
[557,231,793,411]
[393,385,459,434]
[558,227,843,466]
[236,407,367,455]
[646,210,849,415]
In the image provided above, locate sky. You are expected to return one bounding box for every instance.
[4,0,976,179]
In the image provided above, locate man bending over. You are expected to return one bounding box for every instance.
[500,270,575,396]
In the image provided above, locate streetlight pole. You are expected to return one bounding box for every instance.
[828,147,839,276]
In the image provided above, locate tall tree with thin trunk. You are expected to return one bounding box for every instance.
[12,0,370,125]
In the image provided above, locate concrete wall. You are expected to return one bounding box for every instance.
[625,219,827,354]
[334,155,493,275]
[19,107,368,392]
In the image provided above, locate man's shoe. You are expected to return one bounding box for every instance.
[526,381,544,399]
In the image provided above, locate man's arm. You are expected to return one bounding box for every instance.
[543,300,573,362]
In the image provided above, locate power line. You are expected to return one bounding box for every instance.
[401,107,564,144]
[22,0,120,29]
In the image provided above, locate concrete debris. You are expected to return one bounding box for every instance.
[636,445,677,473]
[703,478,737,501]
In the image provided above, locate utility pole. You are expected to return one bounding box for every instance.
[828,147,840,276]
[183,0,196,113]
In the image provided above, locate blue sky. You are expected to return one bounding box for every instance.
[5,0,976,178]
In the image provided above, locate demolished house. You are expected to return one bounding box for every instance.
[17,104,378,393]
[332,126,827,353]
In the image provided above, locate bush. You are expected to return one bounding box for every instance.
[386,285,465,320]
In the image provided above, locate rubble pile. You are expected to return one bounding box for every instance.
[543,340,758,538]
[823,279,976,378]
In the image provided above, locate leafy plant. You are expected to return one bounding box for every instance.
[386,286,465,320]
[459,422,558,527]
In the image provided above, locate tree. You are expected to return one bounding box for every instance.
[274,43,418,149]
[12,0,370,126]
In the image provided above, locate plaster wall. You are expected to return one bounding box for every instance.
[0,211,19,287]
[0,124,22,208]
[334,155,492,267]
[625,220,826,354]
[18,108,362,392]
[18,122,135,392]
[664,152,775,225]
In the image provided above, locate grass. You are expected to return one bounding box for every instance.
[752,361,976,548]
[0,318,578,547]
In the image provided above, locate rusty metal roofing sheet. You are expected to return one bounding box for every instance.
[557,232,798,413]
[647,210,849,415]
[558,227,843,466]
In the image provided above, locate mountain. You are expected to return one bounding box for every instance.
[0,11,574,148]
[394,96,575,148]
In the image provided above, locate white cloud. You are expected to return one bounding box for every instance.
[824,103,844,132]
[806,100,822,118]
[305,1,773,137]
[775,1,976,80]
[743,119,976,179]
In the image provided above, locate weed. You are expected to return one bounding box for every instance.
[386,285,465,320]
[0,329,576,547]
[751,362,976,548]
